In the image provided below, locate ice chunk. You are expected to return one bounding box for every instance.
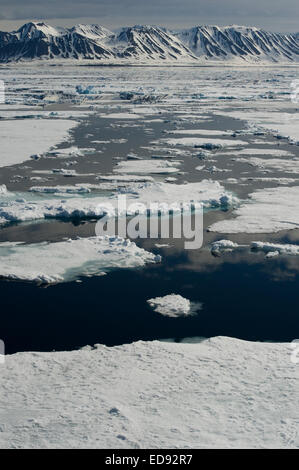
[147,294,192,317]
[0,185,7,195]
[210,239,240,255]
[251,241,299,256]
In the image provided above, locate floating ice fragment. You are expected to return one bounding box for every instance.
[0,236,161,284]
[147,294,194,318]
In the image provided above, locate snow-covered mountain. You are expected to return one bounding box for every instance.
[0,22,197,63]
[175,25,299,63]
[0,22,115,62]
[0,21,299,64]
[114,25,197,61]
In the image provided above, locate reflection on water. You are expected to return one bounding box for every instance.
[1,220,299,353]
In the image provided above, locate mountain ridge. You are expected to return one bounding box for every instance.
[0,21,299,64]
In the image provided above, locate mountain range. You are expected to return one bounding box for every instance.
[1,21,299,64]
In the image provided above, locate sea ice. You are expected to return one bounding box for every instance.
[251,241,299,257]
[0,337,297,448]
[218,148,294,157]
[0,180,237,226]
[215,110,299,145]
[0,119,78,168]
[114,159,180,175]
[0,185,8,195]
[210,239,240,255]
[167,129,231,136]
[100,113,143,119]
[147,294,192,317]
[97,175,154,182]
[234,157,299,174]
[0,236,160,284]
[209,186,299,234]
[29,185,92,195]
[158,137,248,150]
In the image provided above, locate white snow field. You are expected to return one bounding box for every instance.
[209,186,299,234]
[147,294,191,317]
[0,337,298,448]
[0,236,160,284]
[0,119,78,168]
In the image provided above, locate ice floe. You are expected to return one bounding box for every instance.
[0,185,8,195]
[0,180,237,226]
[100,113,143,119]
[209,186,299,234]
[0,119,78,168]
[215,110,299,145]
[29,185,92,195]
[210,239,240,255]
[0,236,160,284]
[97,175,154,182]
[234,157,299,174]
[251,241,299,257]
[46,146,95,158]
[158,137,248,150]
[218,148,294,157]
[167,129,231,136]
[113,159,180,175]
[147,294,192,317]
[211,239,299,258]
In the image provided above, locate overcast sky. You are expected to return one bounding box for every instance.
[0,0,298,33]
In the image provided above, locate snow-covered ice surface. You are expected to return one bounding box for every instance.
[1,337,299,448]
[0,119,78,168]
[0,236,160,284]
[0,180,237,226]
[209,186,299,234]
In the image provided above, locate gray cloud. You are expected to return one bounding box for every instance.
[0,0,298,32]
